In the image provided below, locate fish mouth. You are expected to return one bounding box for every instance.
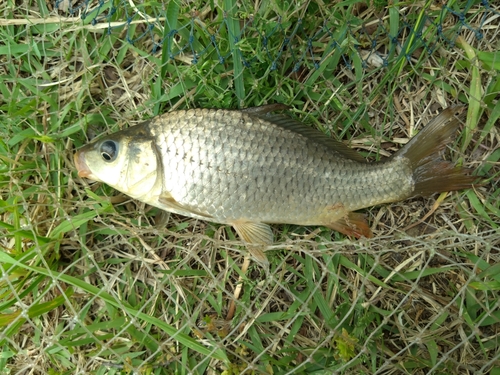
[74,150,95,179]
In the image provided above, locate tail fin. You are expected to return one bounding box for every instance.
[393,107,478,197]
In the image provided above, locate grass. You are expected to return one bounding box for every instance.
[1,0,499,374]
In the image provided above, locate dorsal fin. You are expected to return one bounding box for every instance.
[251,113,367,163]
[241,103,290,115]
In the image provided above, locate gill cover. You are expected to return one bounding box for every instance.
[75,132,160,200]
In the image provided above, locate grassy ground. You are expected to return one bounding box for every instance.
[1,0,499,374]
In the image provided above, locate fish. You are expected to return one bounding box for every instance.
[74,104,477,262]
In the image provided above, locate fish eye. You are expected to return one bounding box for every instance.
[100,140,118,162]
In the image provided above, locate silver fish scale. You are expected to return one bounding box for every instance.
[147,108,413,225]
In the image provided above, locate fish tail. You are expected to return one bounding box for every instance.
[394,106,478,196]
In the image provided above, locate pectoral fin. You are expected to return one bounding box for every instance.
[158,192,213,219]
[231,221,274,245]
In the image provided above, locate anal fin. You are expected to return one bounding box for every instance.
[326,212,373,238]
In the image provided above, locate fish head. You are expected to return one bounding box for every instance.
[74,127,161,200]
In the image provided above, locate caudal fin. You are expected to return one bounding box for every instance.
[393,107,478,197]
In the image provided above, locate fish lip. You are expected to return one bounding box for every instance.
[74,150,95,179]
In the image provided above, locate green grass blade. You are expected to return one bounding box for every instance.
[0,250,229,363]
[224,0,245,106]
